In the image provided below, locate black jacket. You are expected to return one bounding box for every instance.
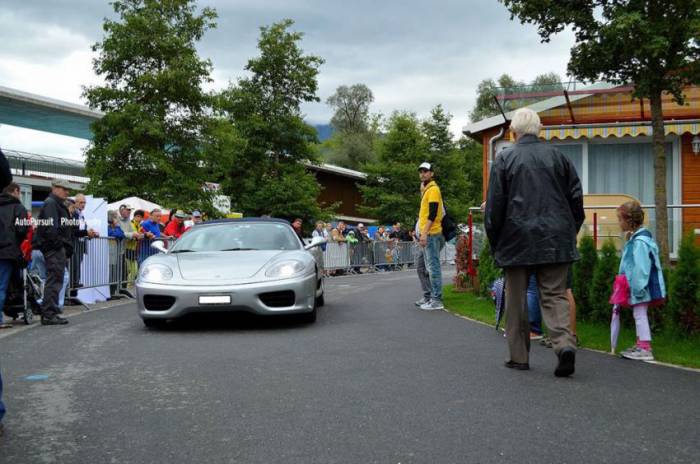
[0,148,11,191]
[0,193,29,262]
[32,193,74,257]
[485,134,585,267]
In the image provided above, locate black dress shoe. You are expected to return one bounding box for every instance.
[555,347,576,377]
[504,360,530,370]
[41,316,69,326]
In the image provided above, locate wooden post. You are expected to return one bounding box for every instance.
[467,212,476,276]
[593,212,598,248]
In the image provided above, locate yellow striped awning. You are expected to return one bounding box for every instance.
[540,121,700,141]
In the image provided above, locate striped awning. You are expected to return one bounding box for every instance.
[540,121,700,140]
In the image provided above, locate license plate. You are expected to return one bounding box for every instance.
[199,295,231,305]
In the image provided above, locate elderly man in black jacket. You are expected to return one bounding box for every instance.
[32,179,74,325]
[485,108,585,377]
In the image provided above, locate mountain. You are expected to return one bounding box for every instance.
[313,124,334,142]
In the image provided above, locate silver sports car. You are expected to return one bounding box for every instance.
[136,218,326,328]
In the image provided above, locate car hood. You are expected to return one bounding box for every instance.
[176,250,285,281]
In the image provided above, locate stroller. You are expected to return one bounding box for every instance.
[2,268,43,325]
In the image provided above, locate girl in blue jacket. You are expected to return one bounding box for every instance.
[615,201,666,361]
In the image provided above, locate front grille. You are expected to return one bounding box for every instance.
[143,295,176,311]
[259,290,296,308]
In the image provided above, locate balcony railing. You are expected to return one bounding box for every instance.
[4,148,88,184]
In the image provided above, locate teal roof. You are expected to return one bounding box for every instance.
[0,85,101,140]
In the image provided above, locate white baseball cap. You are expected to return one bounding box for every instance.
[418,162,432,171]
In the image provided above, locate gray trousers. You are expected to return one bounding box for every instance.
[41,247,67,318]
[504,263,575,364]
[415,246,431,299]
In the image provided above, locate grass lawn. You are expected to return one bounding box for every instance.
[443,285,700,370]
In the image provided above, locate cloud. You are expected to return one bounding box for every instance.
[0,0,576,158]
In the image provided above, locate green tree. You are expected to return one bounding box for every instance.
[573,234,598,320]
[456,136,484,208]
[322,84,378,170]
[83,0,222,210]
[470,73,563,122]
[501,0,700,266]
[359,111,428,225]
[422,105,472,221]
[588,239,618,323]
[531,72,562,88]
[327,84,374,133]
[470,75,525,122]
[218,19,327,221]
[669,233,700,334]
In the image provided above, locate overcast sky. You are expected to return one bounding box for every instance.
[0,0,576,161]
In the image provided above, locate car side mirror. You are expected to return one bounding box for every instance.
[151,240,168,253]
[304,237,327,250]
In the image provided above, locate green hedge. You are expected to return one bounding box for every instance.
[571,232,700,335]
[587,239,619,323]
[573,235,597,319]
[669,233,700,334]
[476,241,502,298]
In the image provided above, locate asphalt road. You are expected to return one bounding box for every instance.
[1,270,698,464]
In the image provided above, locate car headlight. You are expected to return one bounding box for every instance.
[139,264,174,282]
[265,260,306,278]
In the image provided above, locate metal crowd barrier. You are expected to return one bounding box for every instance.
[48,236,453,304]
[322,239,454,274]
[63,237,175,301]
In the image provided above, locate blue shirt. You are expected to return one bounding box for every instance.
[108,225,125,239]
[140,219,161,238]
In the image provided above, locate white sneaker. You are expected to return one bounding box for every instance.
[415,297,430,307]
[420,300,444,311]
[621,346,654,361]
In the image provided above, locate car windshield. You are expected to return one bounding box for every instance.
[169,222,301,253]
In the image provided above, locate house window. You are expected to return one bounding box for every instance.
[552,139,680,254]
[588,142,673,206]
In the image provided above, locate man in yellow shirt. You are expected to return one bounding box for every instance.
[417,162,445,310]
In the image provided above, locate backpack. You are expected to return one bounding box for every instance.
[423,184,458,242]
[441,207,458,242]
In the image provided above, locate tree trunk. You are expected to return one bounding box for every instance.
[649,90,670,267]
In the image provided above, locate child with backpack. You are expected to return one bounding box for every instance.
[612,200,666,361]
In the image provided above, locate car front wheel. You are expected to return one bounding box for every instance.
[298,306,317,324]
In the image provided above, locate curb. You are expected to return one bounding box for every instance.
[443,306,700,374]
[0,298,134,340]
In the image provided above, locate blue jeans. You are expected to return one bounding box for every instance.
[423,234,445,302]
[0,260,13,324]
[527,274,543,334]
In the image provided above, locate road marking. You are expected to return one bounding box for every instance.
[24,374,49,381]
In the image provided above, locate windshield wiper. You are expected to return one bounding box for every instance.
[171,249,196,253]
[220,248,258,251]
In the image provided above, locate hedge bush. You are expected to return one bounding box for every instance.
[573,235,597,319]
[587,239,618,323]
[476,240,502,298]
[669,233,700,334]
